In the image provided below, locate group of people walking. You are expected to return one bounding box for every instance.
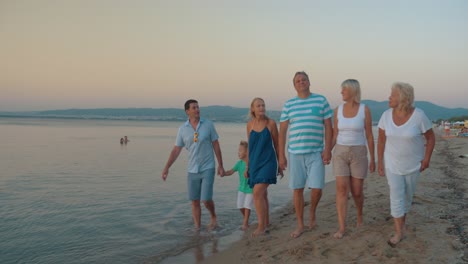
[161,71,435,247]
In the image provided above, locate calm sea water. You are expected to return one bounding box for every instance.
[0,118,334,264]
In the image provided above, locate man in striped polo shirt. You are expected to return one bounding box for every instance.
[278,71,333,238]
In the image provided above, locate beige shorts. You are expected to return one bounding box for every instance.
[332,145,368,179]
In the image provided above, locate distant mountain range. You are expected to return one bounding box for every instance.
[0,100,467,123]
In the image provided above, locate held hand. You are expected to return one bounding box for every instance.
[162,168,169,181]
[369,161,376,173]
[217,166,225,177]
[244,170,249,179]
[277,168,284,179]
[322,150,331,165]
[279,156,287,171]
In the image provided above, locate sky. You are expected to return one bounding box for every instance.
[1,0,467,111]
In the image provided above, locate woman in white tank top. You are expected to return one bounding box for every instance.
[331,79,375,239]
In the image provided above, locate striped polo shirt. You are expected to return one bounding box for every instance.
[280,93,333,154]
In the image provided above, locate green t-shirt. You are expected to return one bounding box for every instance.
[232,160,253,194]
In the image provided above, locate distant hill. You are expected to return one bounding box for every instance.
[0,101,466,123]
[361,100,468,123]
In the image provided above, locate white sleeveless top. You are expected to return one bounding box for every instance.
[336,103,366,146]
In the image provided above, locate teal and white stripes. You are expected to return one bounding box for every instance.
[280,94,333,154]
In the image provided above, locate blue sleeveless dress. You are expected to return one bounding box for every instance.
[248,127,278,188]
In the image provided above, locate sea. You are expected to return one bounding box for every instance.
[0,118,334,264]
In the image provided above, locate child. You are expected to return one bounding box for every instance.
[222,141,253,230]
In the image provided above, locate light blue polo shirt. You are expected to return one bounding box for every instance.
[176,118,219,173]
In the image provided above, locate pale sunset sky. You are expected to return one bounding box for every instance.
[1,0,467,111]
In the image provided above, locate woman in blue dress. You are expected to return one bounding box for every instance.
[246,97,283,236]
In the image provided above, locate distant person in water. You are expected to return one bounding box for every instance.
[124,136,129,143]
[162,99,225,230]
[221,140,253,230]
[444,122,451,137]
[246,97,282,237]
[120,138,124,144]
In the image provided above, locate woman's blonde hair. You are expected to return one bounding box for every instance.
[392,82,414,113]
[341,79,361,103]
[249,97,269,120]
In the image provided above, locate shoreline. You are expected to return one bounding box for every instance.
[200,135,468,263]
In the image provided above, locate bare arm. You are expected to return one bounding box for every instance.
[377,128,386,176]
[269,119,283,177]
[278,121,289,171]
[322,118,333,164]
[242,121,252,179]
[269,120,280,160]
[364,106,375,173]
[212,140,225,176]
[245,121,252,168]
[331,108,338,150]
[161,146,183,181]
[223,169,235,177]
[420,129,435,172]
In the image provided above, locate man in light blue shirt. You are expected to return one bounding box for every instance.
[162,99,225,230]
[279,71,333,238]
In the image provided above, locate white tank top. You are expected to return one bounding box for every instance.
[337,103,366,146]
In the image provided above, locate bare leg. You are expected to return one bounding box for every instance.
[192,200,202,229]
[291,188,305,238]
[350,177,364,228]
[403,214,407,233]
[264,189,270,227]
[334,176,350,239]
[240,208,245,217]
[203,200,217,229]
[388,215,405,247]
[240,208,250,230]
[252,184,269,236]
[309,188,322,229]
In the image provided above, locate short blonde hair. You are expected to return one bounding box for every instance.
[392,82,414,113]
[341,79,361,103]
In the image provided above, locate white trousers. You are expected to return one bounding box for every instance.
[386,170,420,218]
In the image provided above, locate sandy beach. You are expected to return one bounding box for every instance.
[202,135,468,264]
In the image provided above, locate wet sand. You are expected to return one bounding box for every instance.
[202,135,468,263]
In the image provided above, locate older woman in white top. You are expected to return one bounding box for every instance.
[378,82,435,247]
[331,79,375,239]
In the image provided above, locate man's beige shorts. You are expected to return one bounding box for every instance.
[332,145,368,179]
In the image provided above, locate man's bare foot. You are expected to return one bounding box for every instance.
[387,234,404,247]
[241,224,249,231]
[207,220,218,230]
[251,228,266,237]
[290,227,304,238]
[333,230,345,239]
